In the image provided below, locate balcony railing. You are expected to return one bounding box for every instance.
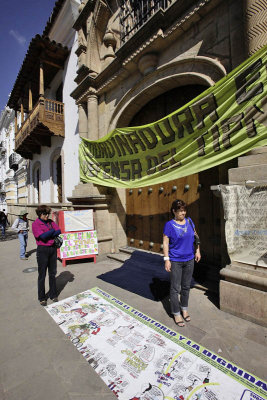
[15,98,65,159]
[9,153,20,171]
[120,0,175,43]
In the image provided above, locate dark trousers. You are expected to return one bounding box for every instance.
[170,258,194,315]
[37,245,57,301]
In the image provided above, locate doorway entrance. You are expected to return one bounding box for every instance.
[125,85,229,283]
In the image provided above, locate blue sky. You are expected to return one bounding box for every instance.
[0,0,56,112]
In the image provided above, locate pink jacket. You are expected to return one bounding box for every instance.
[32,218,60,247]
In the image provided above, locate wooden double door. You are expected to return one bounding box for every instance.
[125,85,228,274]
[126,168,223,268]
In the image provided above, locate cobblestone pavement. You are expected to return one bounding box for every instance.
[0,229,266,400]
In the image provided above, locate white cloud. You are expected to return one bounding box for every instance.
[9,30,26,46]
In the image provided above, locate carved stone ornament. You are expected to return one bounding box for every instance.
[103,30,117,62]
[138,53,158,76]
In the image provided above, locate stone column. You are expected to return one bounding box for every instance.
[87,92,99,140]
[78,103,88,138]
[243,0,267,56]
[219,148,267,327]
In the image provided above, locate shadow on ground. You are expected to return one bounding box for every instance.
[26,248,37,257]
[0,231,18,241]
[204,290,220,308]
[56,271,75,295]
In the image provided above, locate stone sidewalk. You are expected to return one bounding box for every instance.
[0,230,266,400]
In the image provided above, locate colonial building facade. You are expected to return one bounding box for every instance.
[69,0,267,325]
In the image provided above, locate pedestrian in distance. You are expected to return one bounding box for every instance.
[32,205,61,306]
[0,210,8,239]
[163,199,201,327]
[11,210,29,259]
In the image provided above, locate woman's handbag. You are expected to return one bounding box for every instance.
[54,235,63,248]
[188,218,200,249]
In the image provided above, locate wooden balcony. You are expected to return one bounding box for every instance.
[15,98,65,159]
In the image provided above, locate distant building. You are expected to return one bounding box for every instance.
[0,107,28,213]
[7,0,80,223]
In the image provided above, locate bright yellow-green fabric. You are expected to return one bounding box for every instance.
[79,46,267,188]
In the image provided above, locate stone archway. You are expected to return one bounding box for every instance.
[109,56,226,131]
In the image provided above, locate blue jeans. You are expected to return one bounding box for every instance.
[0,223,6,237]
[170,258,194,315]
[18,231,28,258]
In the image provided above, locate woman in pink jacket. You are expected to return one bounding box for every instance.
[32,205,61,306]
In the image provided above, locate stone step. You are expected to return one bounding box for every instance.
[238,152,267,167]
[246,146,267,155]
[229,164,267,184]
[107,252,131,263]
[119,246,162,256]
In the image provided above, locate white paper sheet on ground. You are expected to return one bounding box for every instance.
[45,287,267,400]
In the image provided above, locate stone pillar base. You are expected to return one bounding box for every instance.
[220,264,267,327]
[68,182,127,255]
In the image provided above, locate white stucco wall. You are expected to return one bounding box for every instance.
[28,0,81,204]
[61,36,80,201]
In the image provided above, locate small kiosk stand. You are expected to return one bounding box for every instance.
[53,209,98,267]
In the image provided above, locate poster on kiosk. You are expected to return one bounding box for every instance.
[53,209,98,267]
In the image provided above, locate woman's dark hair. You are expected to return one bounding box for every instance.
[36,205,52,218]
[171,199,187,217]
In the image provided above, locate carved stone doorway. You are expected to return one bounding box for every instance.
[125,85,227,282]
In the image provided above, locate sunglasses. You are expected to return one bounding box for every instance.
[42,212,50,216]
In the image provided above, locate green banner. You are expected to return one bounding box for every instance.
[79,46,267,188]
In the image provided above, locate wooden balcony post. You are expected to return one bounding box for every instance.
[39,62,44,100]
[20,102,24,124]
[15,111,18,135]
[28,82,32,111]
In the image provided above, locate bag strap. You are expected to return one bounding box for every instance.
[188,218,200,238]
[187,217,194,231]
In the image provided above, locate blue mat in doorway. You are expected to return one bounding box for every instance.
[97,250,170,301]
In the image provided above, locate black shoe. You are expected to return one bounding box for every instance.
[52,297,58,303]
[40,300,47,306]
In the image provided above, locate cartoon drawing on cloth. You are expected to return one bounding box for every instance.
[130,383,164,400]
[133,344,155,363]
[44,288,267,400]
[106,363,117,378]
[113,324,135,337]
[146,333,166,348]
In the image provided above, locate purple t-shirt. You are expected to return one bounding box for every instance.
[163,218,195,261]
[32,218,60,247]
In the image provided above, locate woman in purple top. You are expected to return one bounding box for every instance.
[163,199,201,327]
[32,205,61,306]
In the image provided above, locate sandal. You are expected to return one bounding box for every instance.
[174,316,185,327]
[40,300,47,306]
[182,312,191,322]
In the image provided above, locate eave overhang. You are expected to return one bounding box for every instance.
[7,35,69,112]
